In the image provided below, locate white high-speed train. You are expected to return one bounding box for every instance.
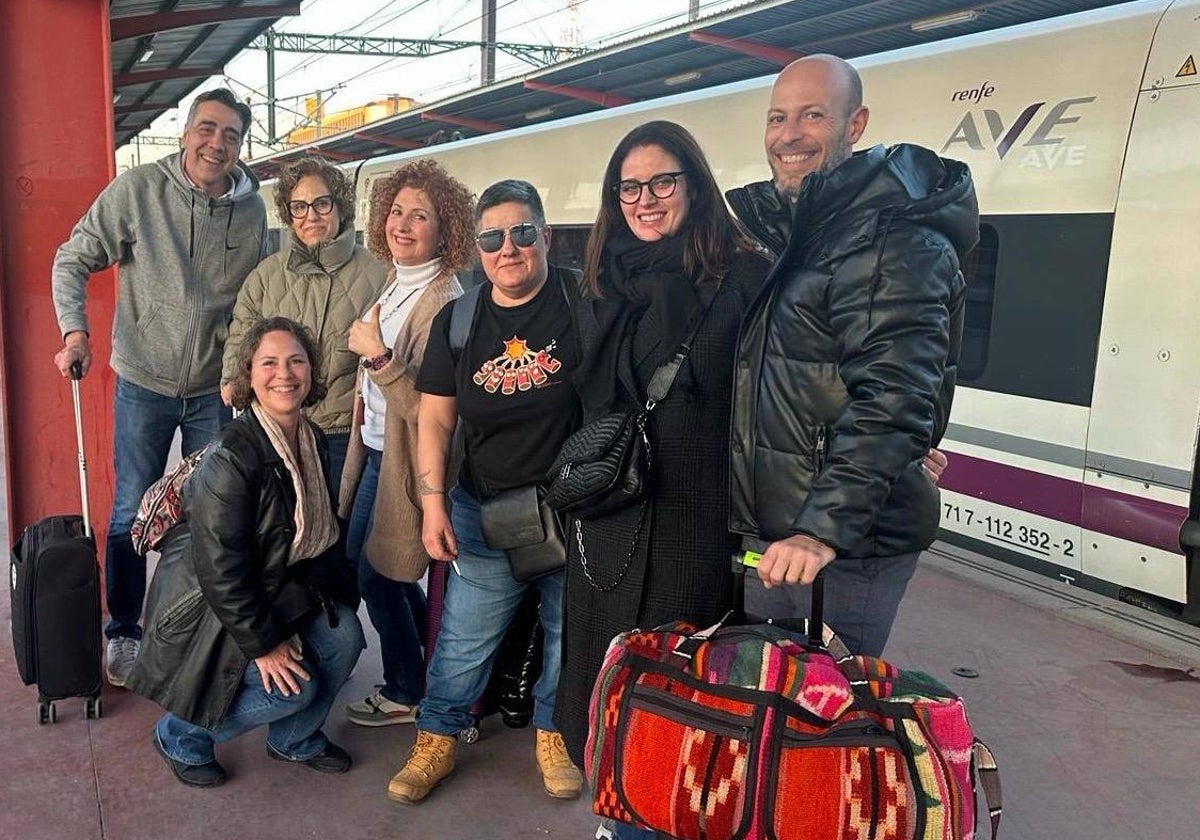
[263,0,1200,620]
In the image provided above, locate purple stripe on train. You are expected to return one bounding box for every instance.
[940,451,1188,556]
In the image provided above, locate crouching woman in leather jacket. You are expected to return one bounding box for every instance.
[127,316,364,788]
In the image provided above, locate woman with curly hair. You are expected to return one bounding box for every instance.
[338,159,475,728]
[128,317,363,787]
[221,156,389,492]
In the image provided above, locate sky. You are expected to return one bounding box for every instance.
[145,0,748,156]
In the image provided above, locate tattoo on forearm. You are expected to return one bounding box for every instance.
[418,471,447,496]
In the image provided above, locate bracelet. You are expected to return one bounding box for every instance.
[361,349,393,371]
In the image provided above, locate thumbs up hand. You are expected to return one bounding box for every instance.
[349,302,387,359]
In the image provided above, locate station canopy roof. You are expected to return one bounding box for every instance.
[111,1,300,148]
[109,1,1139,172]
[245,0,1139,178]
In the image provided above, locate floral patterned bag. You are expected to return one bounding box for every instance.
[130,445,210,556]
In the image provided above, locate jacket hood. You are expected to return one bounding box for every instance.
[795,144,979,259]
[156,152,261,204]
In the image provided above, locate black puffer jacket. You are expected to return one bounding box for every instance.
[126,411,356,730]
[725,144,977,557]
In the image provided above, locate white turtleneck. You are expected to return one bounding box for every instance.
[360,257,442,450]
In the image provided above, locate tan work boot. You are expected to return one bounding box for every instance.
[388,731,456,804]
[535,729,583,799]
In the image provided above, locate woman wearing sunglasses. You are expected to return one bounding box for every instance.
[221,156,388,493]
[387,179,584,804]
[338,159,476,729]
[553,122,771,838]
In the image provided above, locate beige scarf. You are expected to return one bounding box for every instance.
[252,403,339,563]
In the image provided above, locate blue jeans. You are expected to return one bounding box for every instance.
[106,376,229,640]
[155,602,364,765]
[743,551,920,657]
[417,485,564,736]
[347,446,426,705]
[611,824,659,840]
[323,431,350,502]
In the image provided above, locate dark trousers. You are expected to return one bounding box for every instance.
[743,551,920,657]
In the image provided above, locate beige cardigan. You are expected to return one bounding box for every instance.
[338,270,463,582]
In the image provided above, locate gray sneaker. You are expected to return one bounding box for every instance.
[345,691,417,727]
[105,637,140,687]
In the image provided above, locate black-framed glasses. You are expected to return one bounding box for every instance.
[287,194,336,219]
[615,171,686,205]
[476,222,541,253]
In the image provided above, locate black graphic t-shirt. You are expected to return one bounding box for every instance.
[416,269,580,497]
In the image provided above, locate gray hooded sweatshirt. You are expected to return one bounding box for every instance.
[52,152,268,398]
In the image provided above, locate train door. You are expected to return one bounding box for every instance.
[1083,0,1200,614]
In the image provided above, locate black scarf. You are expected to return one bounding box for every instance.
[574,229,715,417]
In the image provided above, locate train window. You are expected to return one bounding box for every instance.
[958,223,998,381]
[958,213,1113,406]
[547,224,590,272]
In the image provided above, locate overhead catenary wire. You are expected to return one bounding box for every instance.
[247,0,746,139]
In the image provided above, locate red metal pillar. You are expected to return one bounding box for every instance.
[0,0,116,542]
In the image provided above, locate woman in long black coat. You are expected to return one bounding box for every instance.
[554,121,771,785]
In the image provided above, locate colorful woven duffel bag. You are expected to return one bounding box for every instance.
[585,572,1001,840]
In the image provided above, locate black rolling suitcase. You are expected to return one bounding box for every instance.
[9,363,103,723]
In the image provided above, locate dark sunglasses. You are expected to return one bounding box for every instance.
[287,194,336,219]
[476,222,541,253]
[615,171,685,205]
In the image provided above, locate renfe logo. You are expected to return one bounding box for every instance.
[941,96,1096,168]
[951,81,995,104]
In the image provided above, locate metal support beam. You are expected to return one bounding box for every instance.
[113,66,223,89]
[353,132,422,151]
[267,30,277,141]
[420,111,506,134]
[111,3,301,42]
[0,0,116,544]
[247,31,588,67]
[522,80,633,108]
[482,0,497,86]
[308,148,356,162]
[688,32,804,66]
[113,102,179,116]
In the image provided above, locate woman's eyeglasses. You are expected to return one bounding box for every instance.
[476,222,541,253]
[287,194,336,219]
[615,171,686,205]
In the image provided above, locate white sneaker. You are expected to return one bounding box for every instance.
[105,637,140,688]
[345,691,417,726]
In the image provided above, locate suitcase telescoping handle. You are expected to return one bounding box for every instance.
[69,361,92,538]
[732,553,825,648]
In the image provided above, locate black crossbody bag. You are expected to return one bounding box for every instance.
[543,308,708,522]
[479,485,567,582]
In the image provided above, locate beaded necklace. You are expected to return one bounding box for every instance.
[376,280,422,325]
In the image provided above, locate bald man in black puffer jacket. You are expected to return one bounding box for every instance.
[726,55,978,657]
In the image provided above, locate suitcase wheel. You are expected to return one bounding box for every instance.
[458,722,480,744]
[85,697,102,720]
[37,702,57,725]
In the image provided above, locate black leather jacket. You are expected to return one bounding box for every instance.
[126,411,355,730]
[725,144,977,557]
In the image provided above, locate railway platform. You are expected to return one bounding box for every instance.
[2,532,1198,839]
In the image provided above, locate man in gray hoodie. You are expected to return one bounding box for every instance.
[51,88,268,687]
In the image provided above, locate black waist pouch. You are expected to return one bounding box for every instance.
[480,485,566,583]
